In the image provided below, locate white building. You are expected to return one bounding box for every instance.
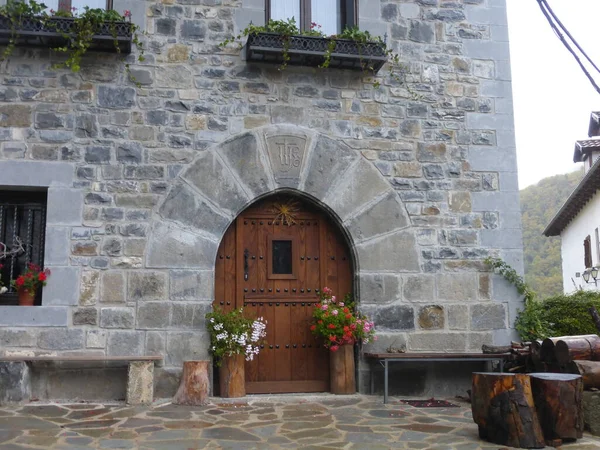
[545,112,600,293]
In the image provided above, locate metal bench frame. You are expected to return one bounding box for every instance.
[364,352,510,404]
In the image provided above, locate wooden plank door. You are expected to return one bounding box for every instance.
[214,195,353,394]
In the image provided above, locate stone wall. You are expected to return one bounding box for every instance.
[0,0,522,398]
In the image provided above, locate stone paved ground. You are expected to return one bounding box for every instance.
[1,395,599,449]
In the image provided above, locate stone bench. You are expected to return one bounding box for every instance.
[364,352,511,404]
[0,355,163,406]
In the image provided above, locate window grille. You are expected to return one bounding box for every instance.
[0,191,47,306]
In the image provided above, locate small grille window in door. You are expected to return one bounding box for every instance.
[268,236,297,279]
[272,240,292,274]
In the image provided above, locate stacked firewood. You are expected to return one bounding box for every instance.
[482,306,600,389]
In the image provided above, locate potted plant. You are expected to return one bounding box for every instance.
[0,0,144,77]
[205,307,267,398]
[311,287,376,394]
[10,263,50,306]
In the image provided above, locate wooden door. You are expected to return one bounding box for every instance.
[214,195,353,394]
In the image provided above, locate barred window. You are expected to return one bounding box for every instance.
[44,0,111,13]
[0,191,47,306]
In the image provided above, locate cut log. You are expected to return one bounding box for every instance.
[590,307,600,334]
[529,373,584,441]
[529,340,545,372]
[571,360,600,389]
[471,372,545,448]
[554,335,600,365]
[541,337,561,365]
[172,360,210,406]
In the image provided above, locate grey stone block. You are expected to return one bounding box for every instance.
[46,188,83,226]
[171,303,210,329]
[156,65,193,89]
[87,330,107,349]
[362,333,407,355]
[146,222,218,269]
[402,275,435,302]
[356,231,420,272]
[128,272,167,302]
[302,135,358,200]
[0,161,73,187]
[146,331,165,355]
[468,332,494,351]
[170,270,213,301]
[44,226,70,265]
[0,329,37,347]
[137,303,171,329]
[97,86,136,109]
[107,330,144,356]
[0,362,31,405]
[436,273,479,301]
[364,304,414,331]
[472,191,521,213]
[481,228,523,249]
[471,303,506,330]
[73,307,98,326]
[166,331,209,366]
[159,182,230,237]
[358,273,401,305]
[100,307,135,329]
[182,151,249,216]
[408,333,467,352]
[38,329,84,350]
[42,266,80,306]
[583,391,600,436]
[0,306,67,326]
[101,272,125,304]
[217,132,271,198]
[448,304,469,330]
[347,191,410,242]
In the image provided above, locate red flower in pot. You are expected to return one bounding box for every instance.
[11,263,51,306]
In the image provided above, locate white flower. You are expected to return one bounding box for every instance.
[0,286,7,295]
[209,318,215,323]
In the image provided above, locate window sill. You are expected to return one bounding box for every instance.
[243,32,387,73]
[0,305,68,326]
[0,15,133,53]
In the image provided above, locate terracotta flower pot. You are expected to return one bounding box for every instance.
[330,344,356,394]
[17,289,35,306]
[219,353,245,398]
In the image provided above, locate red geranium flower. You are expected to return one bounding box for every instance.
[345,314,352,319]
[328,335,336,341]
[328,324,336,329]
[330,345,339,352]
[15,276,25,286]
[38,273,47,281]
[310,325,316,331]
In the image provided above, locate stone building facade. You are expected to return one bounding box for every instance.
[0,0,522,398]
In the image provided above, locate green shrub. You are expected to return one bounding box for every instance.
[542,291,600,337]
[515,290,600,341]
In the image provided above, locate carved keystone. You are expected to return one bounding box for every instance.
[266,134,307,183]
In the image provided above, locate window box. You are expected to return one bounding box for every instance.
[0,15,133,53]
[243,32,387,73]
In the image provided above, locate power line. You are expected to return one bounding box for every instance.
[536,0,600,95]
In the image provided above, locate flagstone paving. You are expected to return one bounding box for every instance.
[0,395,599,449]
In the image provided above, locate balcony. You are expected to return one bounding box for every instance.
[0,15,133,53]
[243,32,387,73]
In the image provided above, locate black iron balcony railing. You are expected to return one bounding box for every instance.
[244,32,388,72]
[0,15,133,53]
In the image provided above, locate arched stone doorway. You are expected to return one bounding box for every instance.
[214,193,354,393]
[147,124,420,393]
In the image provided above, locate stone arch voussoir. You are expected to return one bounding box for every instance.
[148,125,420,279]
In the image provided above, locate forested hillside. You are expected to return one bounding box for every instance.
[520,169,583,299]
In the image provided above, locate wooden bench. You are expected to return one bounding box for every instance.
[0,355,163,405]
[364,352,511,404]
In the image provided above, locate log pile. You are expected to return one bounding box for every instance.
[475,327,600,447]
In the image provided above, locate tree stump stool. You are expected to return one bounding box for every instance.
[530,373,584,442]
[472,372,545,448]
[172,361,210,406]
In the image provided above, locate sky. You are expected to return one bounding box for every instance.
[506,0,600,189]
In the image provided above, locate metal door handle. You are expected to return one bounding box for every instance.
[244,249,249,281]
